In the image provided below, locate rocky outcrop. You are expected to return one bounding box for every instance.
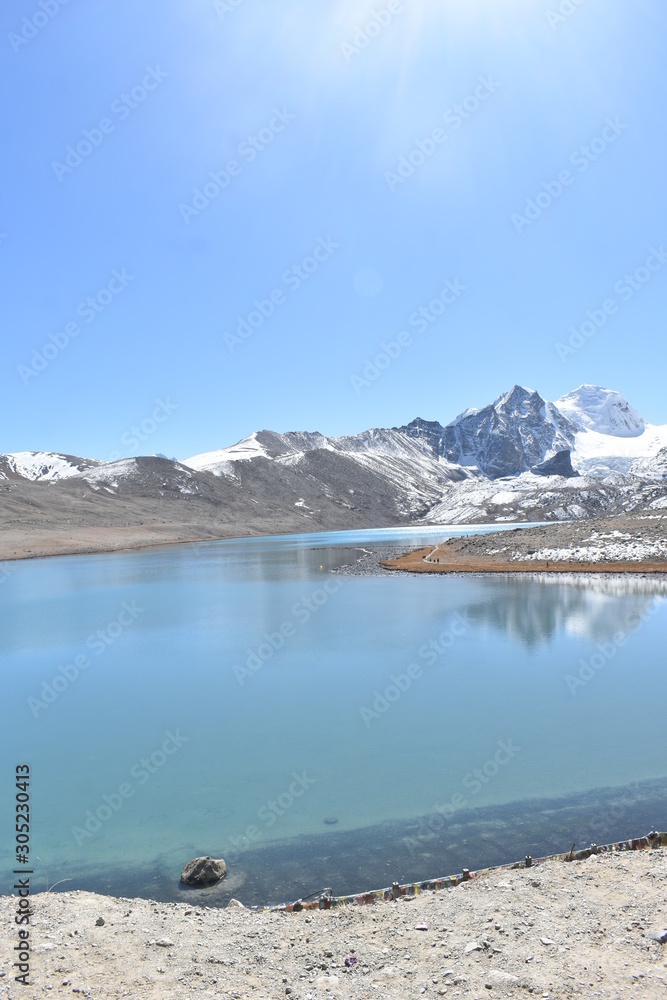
[531,450,579,478]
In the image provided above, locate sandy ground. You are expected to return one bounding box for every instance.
[382,515,667,576]
[0,524,228,564]
[2,848,666,999]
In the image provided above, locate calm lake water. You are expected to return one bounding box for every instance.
[1,525,666,906]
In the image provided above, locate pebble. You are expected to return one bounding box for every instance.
[465,941,483,953]
[487,970,520,986]
[155,938,174,948]
[95,917,105,927]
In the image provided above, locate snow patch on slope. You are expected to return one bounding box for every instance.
[569,424,667,476]
[512,536,667,563]
[0,452,96,482]
[184,432,268,474]
[79,459,141,486]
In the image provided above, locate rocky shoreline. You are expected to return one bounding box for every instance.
[328,515,667,579]
[2,845,666,998]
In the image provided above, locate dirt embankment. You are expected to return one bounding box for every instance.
[2,847,666,998]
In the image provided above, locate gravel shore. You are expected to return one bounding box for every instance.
[2,846,666,999]
[327,515,667,580]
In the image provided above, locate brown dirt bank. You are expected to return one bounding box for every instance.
[383,546,667,575]
[0,523,242,564]
[2,846,666,998]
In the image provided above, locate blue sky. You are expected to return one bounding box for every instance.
[2,0,666,461]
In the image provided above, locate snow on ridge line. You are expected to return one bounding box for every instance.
[178,385,664,477]
[0,451,92,482]
[6,385,666,486]
[184,432,269,469]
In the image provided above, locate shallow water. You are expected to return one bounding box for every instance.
[1,525,666,906]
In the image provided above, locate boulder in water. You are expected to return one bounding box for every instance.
[180,856,227,887]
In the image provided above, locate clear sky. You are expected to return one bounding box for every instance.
[2,0,666,462]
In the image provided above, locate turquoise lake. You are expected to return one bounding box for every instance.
[1,525,666,907]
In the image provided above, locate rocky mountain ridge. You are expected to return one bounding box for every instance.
[2,386,667,552]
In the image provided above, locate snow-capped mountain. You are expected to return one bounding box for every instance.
[181,383,667,484]
[556,385,645,437]
[182,386,576,482]
[177,383,667,523]
[554,385,667,477]
[2,385,667,533]
[418,385,577,477]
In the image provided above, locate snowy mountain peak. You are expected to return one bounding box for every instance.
[555,385,645,438]
[494,384,539,408]
[451,385,539,424]
[440,386,576,478]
